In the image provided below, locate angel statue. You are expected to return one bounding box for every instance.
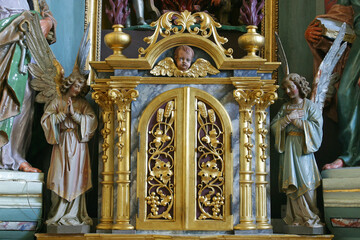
[27,22,98,226]
[271,26,347,228]
[0,0,56,172]
[150,45,220,77]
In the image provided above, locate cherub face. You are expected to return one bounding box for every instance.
[283,80,300,99]
[68,80,84,97]
[175,49,192,71]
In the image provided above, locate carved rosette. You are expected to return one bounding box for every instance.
[196,101,225,220]
[146,101,175,220]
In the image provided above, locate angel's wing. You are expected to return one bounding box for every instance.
[150,57,177,76]
[184,58,219,77]
[275,32,289,77]
[311,22,348,110]
[21,13,63,106]
[75,24,91,76]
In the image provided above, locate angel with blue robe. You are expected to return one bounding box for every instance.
[271,73,323,227]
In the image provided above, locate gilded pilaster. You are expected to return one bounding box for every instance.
[109,88,139,230]
[233,88,262,230]
[254,84,277,229]
[92,90,115,230]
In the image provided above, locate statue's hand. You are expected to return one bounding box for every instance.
[305,22,322,43]
[67,97,75,116]
[40,17,52,38]
[288,109,304,120]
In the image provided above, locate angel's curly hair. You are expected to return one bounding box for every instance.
[60,69,89,97]
[283,73,311,99]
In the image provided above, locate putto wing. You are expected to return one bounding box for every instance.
[311,22,347,110]
[150,57,177,76]
[21,13,63,106]
[185,58,219,77]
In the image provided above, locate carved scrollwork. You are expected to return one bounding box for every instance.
[138,10,233,58]
[196,101,225,220]
[146,101,175,220]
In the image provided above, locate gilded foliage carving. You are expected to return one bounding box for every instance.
[196,101,225,220]
[146,101,175,220]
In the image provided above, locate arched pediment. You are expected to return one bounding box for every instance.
[144,34,228,69]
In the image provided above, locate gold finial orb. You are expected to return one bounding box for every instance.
[104,24,131,58]
[238,25,265,59]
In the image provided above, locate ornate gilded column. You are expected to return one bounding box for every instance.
[254,84,277,229]
[109,88,139,230]
[92,89,115,230]
[233,85,262,230]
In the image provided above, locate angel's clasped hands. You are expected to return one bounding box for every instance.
[288,109,304,121]
[67,97,74,116]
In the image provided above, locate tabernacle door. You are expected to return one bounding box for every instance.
[136,87,233,230]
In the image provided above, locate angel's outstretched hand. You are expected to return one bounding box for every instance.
[288,109,304,121]
[67,97,74,116]
[305,22,322,43]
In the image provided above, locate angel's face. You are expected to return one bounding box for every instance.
[175,49,192,71]
[283,80,300,100]
[69,80,83,97]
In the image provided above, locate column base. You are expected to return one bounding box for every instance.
[112,222,135,230]
[234,222,257,230]
[256,222,273,230]
[96,222,113,230]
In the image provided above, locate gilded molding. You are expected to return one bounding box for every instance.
[262,0,279,62]
[138,10,233,58]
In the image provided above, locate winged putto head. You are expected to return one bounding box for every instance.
[150,45,219,78]
[174,45,194,71]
